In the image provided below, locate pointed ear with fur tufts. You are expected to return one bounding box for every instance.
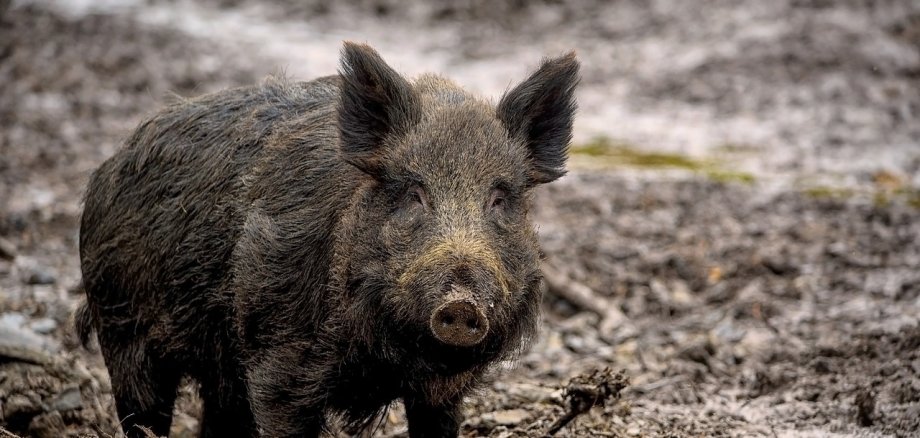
[338,42,420,177]
[497,52,580,185]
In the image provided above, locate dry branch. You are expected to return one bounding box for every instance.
[541,262,634,340]
[546,368,629,436]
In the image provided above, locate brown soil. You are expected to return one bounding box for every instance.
[1,1,918,437]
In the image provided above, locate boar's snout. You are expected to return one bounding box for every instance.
[430,287,489,347]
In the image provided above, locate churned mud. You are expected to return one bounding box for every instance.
[1,0,918,437]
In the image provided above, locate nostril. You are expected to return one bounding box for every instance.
[440,313,455,327]
[465,318,480,331]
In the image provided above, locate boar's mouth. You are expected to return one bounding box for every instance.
[413,333,506,376]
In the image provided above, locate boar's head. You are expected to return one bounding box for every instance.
[332,42,578,375]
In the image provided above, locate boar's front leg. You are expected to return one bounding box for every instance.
[246,347,326,438]
[404,396,462,438]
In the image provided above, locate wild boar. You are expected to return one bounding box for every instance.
[76,42,578,437]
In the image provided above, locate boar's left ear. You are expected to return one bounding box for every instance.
[338,42,420,177]
[497,52,579,185]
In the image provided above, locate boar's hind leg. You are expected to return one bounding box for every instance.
[404,397,462,438]
[100,338,181,438]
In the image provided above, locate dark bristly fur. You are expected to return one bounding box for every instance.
[76,42,579,438]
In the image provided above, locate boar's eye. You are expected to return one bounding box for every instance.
[488,188,507,212]
[404,184,429,210]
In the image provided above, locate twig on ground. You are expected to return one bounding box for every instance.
[137,425,161,438]
[545,368,629,436]
[0,427,22,438]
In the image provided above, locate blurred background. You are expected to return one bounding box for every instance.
[1,0,918,436]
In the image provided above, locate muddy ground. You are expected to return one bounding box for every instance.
[1,0,919,437]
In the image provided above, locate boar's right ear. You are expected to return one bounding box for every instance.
[338,42,420,177]
[498,52,579,186]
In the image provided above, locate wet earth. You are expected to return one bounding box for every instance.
[1,0,919,437]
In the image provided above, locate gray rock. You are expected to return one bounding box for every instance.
[28,318,58,334]
[712,317,746,344]
[1,312,26,326]
[26,267,57,285]
[0,312,58,363]
[49,386,83,412]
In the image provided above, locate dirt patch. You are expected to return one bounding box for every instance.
[2,1,919,437]
[0,357,113,438]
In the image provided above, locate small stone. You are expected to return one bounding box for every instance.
[670,280,698,306]
[0,312,59,363]
[0,237,16,260]
[49,386,83,412]
[563,333,587,352]
[27,268,57,285]
[1,312,27,326]
[712,317,746,344]
[28,318,58,334]
[479,409,532,427]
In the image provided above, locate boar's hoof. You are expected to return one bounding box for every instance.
[430,299,488,347]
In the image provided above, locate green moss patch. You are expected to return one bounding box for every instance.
[570,136,755,185]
